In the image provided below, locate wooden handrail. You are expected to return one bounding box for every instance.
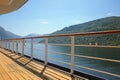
[4,30,120,40]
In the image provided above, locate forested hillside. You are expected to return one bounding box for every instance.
[40,16,120,46]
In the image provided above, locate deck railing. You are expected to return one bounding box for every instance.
[0,30,120,79]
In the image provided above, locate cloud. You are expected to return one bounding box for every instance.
[40,21,49,24]
[72,20,81,24]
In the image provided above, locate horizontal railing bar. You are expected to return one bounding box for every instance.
[48,58,70,65]
[4,30,120,40]
[24,47,31,49]
[48,50,71,56]
[48,43,71,46]
[75,44,120,48]
[75,54,120,63]
[75,65,120,78]
[1,30,120,79]
[34,57,44,60]
[33,48,44,51]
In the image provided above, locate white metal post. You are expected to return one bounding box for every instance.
[21,39,25,56]
[0,41,2,48]
[1,41,4,48]
[3,41,5,48]
[8,40,10,50]
[16,40,18,54]
[4,40,6,49]
[45,38,48,65]
[5,40,7,49]
[30,38,34,59]
[0,41,1,48]
[2,41,4,48]
[3,41,4,48]
[70,36,75,74]
[12,40,14,52]
[6,41,8,49]
[0,41,1,47]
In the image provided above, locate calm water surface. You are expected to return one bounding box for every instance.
[10,43,120,80]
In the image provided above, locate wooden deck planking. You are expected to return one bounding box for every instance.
[0,53,28,80]
[17,57,71,80]
[0,48,87,80]
[18,57,72,80]
[0,51,43,80]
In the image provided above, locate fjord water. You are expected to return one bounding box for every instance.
[15,43,120,80]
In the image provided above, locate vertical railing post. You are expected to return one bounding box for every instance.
[8,40,10,50]
[1,41,3,48]
[21,39,25,56]
[1,41,2,48]
[45,38,48,65]
[4,40,6,49]
[5,40,7,49]
[16,40,18,54]
[70,36,75,74]
[0,40,1,47]
[4,41,6,49]
[2,41,3,48]
[0,41,2,48]
[3,41,4,48]
[30,38,34,59]
[7,40,8,49]
[6,40,8,49]
[0,41,1,48]
[12,40,14,52]
[2,41,4,48]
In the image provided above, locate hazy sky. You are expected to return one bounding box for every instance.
[0,0,120,36]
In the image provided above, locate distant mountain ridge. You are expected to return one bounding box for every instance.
[0,26,20,40]
[1,16,120,45]
[25,33,41,37]
[25,33,49,42]
[52,16,120,35]
[40,16,120,45]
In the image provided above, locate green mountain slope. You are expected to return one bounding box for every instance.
[52,16,120,34]
[41,16,120,45]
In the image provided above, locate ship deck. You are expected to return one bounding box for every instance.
[0,48,86,80]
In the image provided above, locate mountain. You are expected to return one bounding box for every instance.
[0,26,20,40]
[25,33,49,42]
[25,33,41,37]
[40,16,120,45]
[52,16,120,34]
[25,33,49,37]
[6,31,20,39]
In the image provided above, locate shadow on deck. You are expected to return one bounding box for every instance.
[0,48,86,80]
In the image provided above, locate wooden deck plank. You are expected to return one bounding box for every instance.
[0,51,42,80]
[0,53,27,80]
[18,57,71,80]
[0,52,27,80]
[0,74,3,80]
[1,64,19,80]
[0,48,87,80]
[17,57,72,80]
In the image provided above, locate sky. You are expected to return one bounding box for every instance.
[0,0,120,36]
